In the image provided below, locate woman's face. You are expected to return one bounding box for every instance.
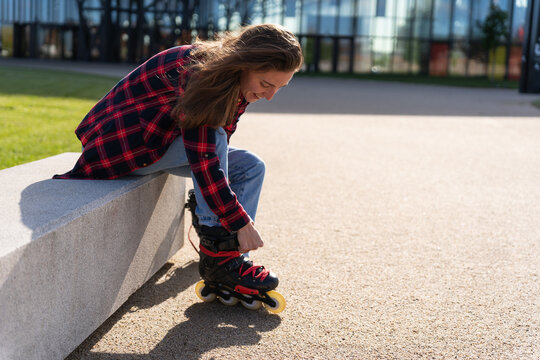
[240,69,295,103]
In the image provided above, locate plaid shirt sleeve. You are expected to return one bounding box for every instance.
[182,125,251,232]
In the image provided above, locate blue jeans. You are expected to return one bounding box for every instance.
[131,127,265,229]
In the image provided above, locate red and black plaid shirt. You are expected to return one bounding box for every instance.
[53,45,251,231]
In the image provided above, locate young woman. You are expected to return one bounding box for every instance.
[54,24,303,312]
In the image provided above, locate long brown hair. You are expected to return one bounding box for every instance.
[173,24,303,129]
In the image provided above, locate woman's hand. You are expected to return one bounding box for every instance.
[237,222,264,253]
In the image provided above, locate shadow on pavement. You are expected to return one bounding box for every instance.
[66,260,281,360]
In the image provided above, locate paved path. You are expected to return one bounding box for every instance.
[4,58,539,359]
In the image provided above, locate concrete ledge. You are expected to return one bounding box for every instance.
[0,153,185,360]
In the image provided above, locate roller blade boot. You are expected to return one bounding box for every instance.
[195,226,286,313]
[186,190,285,313]
[185,189,202,236]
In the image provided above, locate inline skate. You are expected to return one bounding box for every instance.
[185,190,286,313]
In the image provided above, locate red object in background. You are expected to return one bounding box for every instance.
[518,25,525,42]
[508,46,523,80]
[430,42,449,76]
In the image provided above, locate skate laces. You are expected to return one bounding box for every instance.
[199,245,270,282]
[239,260,270,282]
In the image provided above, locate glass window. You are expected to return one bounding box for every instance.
[65,0,78,22]
[413,18,430,39]
[87,0,101,8]
[338,38,352,72]
[320,0,338,35]
[376,0,387,17]
[82,9,101,26]
[487,45,507,79]
[372,37,394,72]
[301,0,319,34]
[319,37,334,72]
[453,0,470,39]
[395,0,413,19]
[468,40,487,75]
[492,0,510,12]
[409,39,430,73]
[250,1,264,24]
[385,0,397,18]
[356,16,373,35]
[144,11,155,27]
[264,0,282,24]
[0,2,6,22]
[338,0,354,36]
[217,2,227,31]
[395,17,412,38]
[512,0,528,43]
[433,0,451,39]
[507,45,523,80]
[354,37,373,73]
[119,30,129,62]
[415,0,432,17]
[41,28,63,59]
[1,25,14,57]
[372,17,395,37]
[301,36,317,72]
[429,42,449,76]
[284,0,301,32]
[449,40,469,75]
[471,0,490,39]
[229,11,242,30]
[414,0,432,42]
[357,0,376,17]
[393,38,412,73]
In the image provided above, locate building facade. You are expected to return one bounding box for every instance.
[0,0,532,81]
[520,0,540,92]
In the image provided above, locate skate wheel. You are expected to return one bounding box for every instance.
[195,280,216,302]
[241,299,263,310]
[263,291,286,314]
[218,290,239,306]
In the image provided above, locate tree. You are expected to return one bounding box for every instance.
[477,4,510,80]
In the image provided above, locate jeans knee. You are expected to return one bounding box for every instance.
[251,155,266,179]
[228,148,266,184]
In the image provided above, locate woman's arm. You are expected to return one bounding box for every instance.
[182,125,251,232]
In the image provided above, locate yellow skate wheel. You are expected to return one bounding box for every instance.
[218,290,239,306]
[263,291,286,314]
[195,280,216,302]
[241,299,263,310]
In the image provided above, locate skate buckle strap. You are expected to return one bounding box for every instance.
[199,236,239,251]
[199,245,241,266]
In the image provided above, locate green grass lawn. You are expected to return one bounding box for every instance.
[0,66,119,170]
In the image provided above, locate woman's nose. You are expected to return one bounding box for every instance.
[265,88,278,101]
